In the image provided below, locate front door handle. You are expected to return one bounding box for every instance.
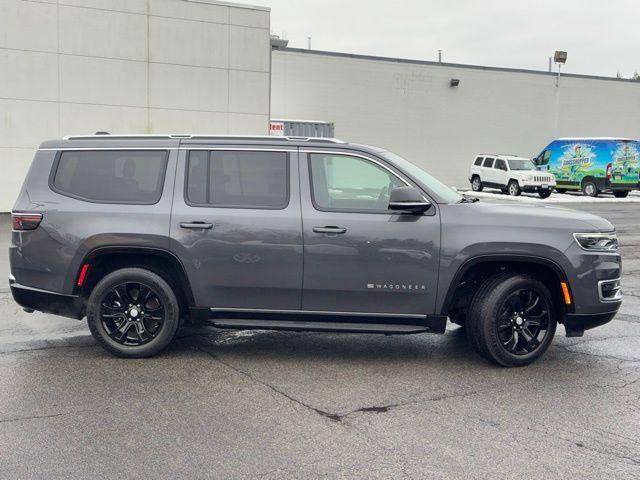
[180,222,213,230]
[313,226,347,234]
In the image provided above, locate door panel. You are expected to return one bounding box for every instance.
[300,151,440,315]
[170,148,303,309]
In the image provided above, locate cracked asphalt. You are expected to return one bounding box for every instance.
[1,203,640,479]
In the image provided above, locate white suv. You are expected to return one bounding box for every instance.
[469,154,556,198]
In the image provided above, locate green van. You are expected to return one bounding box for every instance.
[533,137,640,197]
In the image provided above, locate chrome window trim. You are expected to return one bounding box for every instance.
[182,147,297,152]
[39,147,179,151]
[300,149,412,187]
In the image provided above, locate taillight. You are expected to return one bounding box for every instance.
[12,213,43,231]
[606,163,612,179]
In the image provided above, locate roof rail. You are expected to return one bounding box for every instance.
[62,133,346,143]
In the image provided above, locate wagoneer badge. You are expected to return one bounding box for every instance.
[367,283,426,291]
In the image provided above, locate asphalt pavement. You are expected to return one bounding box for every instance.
[1,201,640,479]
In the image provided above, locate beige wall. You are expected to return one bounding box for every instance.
[0,0,271,211]
[272,49,640,188]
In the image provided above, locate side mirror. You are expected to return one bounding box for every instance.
[388,186,431,213]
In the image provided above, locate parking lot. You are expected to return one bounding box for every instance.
[1,200,639,479]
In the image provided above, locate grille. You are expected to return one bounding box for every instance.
[533,175,552,183]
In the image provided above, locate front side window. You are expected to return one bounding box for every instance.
[507,159,536,170]
[482,157,494,168]
[309,153,405,212]
[52,150,168,204]
[186,150,289,209]
[538,150,551,166]
[474,157,483,166]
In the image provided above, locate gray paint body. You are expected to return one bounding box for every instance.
[9,137,621,326]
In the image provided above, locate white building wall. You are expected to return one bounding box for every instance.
[0,0,271,211]
[272,49,640,188]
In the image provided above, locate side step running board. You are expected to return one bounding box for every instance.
[211,318,432,334]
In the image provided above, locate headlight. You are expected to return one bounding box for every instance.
[573,232,618,252]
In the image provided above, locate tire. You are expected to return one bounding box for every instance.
[471,176,483,192]
[507,180,521,196]
[555,188,567,194]
[538,189,552,199]
[466,273,557,367]
[87,268,181,358]
[582,181,598,197]
[614,190,630,198]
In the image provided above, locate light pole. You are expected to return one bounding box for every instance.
[554,50,567,87]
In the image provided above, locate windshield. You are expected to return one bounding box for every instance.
[507,159,536,170]
[378,150,462,203]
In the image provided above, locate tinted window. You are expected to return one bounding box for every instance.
[494,159,507,170]
[474,157,483,166]
[482,157,494,168]
[537,150,551,166]
[53,150,168,204]
[507,159,536,170]
[310,153,405,211]
[186,151,289,209]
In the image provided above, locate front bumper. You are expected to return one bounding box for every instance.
[561,244,622,336]
[521,185,555,193]
[9,276,84,320]
[564,310,618,337]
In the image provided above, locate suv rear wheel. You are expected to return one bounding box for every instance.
[614,190,630,198]
[87,268,180,358]
[582,180,598,197]
[466,273,557,367]
[507,180,521,196]
[471,176,483,192]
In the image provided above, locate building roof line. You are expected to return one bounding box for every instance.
[279,47,640,84]
[185,0,270,12]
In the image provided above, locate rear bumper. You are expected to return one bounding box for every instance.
[9,277,84,320]
[563,309,619,337]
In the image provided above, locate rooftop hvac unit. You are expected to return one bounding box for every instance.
[270,119,335,138]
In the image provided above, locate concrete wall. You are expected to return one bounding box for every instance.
[272,49,640,188]
[0,0,270,211]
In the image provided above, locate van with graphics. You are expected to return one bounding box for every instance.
[533,138,640,197]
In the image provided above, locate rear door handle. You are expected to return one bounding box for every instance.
[313,226,347,234]
[180,222,213,230]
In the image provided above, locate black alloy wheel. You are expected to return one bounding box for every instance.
[100,281,165,346]
[87,267,180,357]
[496,289,551,355]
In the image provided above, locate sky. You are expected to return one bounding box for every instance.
[257,0,640,78]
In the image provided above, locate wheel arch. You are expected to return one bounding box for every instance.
[440,254,574,318]
[73,246,196,309]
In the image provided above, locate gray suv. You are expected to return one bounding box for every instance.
[9,135,622,366]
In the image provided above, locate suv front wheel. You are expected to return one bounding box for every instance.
[466,273,557,367]
[87,268,181,358]
[507,180,521,196]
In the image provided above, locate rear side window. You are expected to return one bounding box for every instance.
[52,150,168,204]
[474,157,483,166]
[186,150,289,209]
[494,159,507,170]
[482,157,494,168]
